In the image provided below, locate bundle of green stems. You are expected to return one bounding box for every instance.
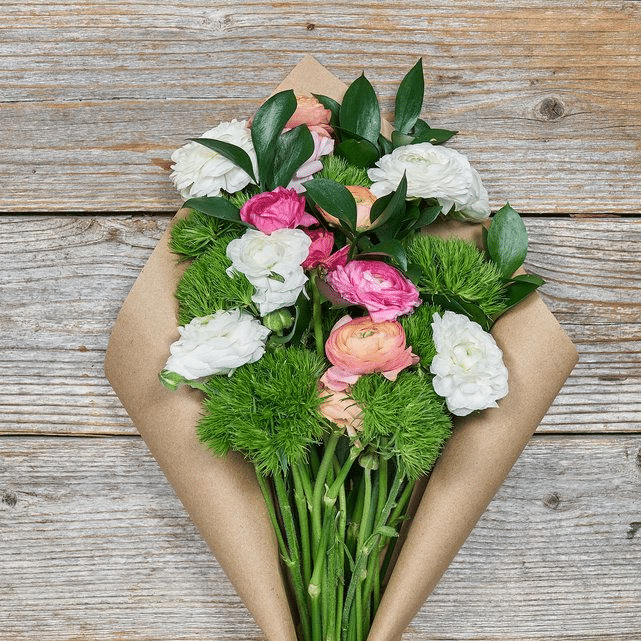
[257,433,415,641]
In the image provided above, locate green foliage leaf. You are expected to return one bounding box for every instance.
[501,274,545,313]
[339,73,381,145]
[251,90,297,189]
[304,178,357,231]
[369,173,407,229]
[486,203,529,278]
[394,59,424,135]
[378,134,393,156]
[423,292,493,331]
[391,130,415,149]
[271,124,315,189]
[356,238,408,271]
[412,119,457,145]
[335,138,380,168]
[401,201,441,234]
[312,93,341,126]
[183,196,249,226]
[191,137,257,184]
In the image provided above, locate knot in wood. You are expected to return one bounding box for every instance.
[543,492,560,510]
[2,490,17,507]
[539,97,565,120]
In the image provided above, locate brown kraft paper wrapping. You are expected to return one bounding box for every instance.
[104,55,578,641]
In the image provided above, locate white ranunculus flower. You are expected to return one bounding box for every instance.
[226,228,312,315]
[430,311,508,416]
[164,309,270,380]
[367,143,490,221]
[170,119,258,199]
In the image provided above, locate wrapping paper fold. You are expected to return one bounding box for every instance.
[104,55,578,641]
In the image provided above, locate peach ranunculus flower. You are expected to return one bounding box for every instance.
[285,95,333,138]
[320,315,419,391]
[319,185,377,232]
[318,383,364,438]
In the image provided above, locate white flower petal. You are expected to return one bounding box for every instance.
[367,143,490,221]
[164,309,270,380]
[429,311,508,416]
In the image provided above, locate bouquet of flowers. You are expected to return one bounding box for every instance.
[105,56,578,641]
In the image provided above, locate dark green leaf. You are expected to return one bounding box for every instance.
[191,138,257,184]
[271,125,315,189]
[251,90,297,189]
[268,271,286,283]
[369,173,407,229]
[391,130,415,149]
[486,203,529,278]
[411,119,457,145]
[312,93,341,127]
[356,239,408,271]
[335,138,380,168]
[506,273,546,286]
[183,196,249,226]
[422,292,493,331]
[269,292,313,346]
[403,201,442,233]
[394,59,424,135]
[501,278,544,314]
[339,73,381,145]
[304,178,357,231]
[404,263,424,285]
[378,134,393,156]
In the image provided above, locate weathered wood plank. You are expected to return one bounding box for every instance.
[1,1,640,212]
[1,215,639,436]
[1,435,639,640]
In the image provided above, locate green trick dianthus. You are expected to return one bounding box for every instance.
[170,209,240,260]
[317,154,372,188]
[406,234,509,318]
[350,372,452,480]
[399,303,440,367]
[175,237,255,325]
[197,348,328,475]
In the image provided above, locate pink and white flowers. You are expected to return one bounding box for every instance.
[326,260,421,322]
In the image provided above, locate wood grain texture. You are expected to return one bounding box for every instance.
[1,1,640,212]
[1,215,639,436]
[1,435,639,641]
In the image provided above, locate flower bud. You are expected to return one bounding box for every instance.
[262,308,294,333]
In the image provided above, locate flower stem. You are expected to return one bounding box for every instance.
[310,272,325,358]
[272,471,311,641]
[312,431,341,549]
[292,463,312,588]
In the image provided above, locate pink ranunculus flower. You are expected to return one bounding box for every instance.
[321,315,419,391]
[318,383,364,438]
[320,245,349,271]
[326,260,421,323]
[320,185,377,231]
[302,228,335,270]
[240,187,318,234]
[288,132,335,193]
[285,95,333,138]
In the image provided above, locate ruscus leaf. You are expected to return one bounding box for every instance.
[251,90,297,189]
[183,196,248,226]
[339,73,381,145]
[271,125,315,189]
[191,138,257,184]
[394,59,424,135]
[486,203,529,278]
[304,178,357,231]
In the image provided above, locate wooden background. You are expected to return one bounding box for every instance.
[1,1,640,639]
